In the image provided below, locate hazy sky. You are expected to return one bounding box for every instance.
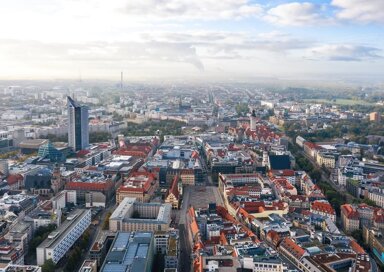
[1,0,383,81]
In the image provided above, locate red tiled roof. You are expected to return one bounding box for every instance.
[304,141,319,149]
[341,204,359,220]
[6,174,23,185]
[350,240,365,254]
[168,175,179,199]
[271,169,295,177]
[76,149,90,157]
[374,209,384,223]
[65,181,113,191]
[241,201,286,213]
[113,143,153,158]
[191,150,199,159]
[311,201,335,215]
[289,195,308,202]
[279,237,306,259]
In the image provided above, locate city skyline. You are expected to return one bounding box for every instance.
[0,0,383,82]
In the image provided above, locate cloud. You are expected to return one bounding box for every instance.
[265,2,331,26]
[332,0,384,24]
[0,39,205,71]
[307,44,382,61]
[122,0,263,20]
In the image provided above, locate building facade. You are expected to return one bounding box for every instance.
[109,197,171,232]
[67,96,89,151]
[36,209,91,265]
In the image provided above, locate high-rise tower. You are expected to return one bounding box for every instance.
[67,96,89,151]
[250,109,257,131]
[121,71,123,90]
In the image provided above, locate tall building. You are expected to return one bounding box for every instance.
[250,109,257,131]
[0,159,9,176]
[67,96,89,151]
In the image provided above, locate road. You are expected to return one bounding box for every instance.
[179,224,192,272]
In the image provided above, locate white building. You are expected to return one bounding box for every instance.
[296,136,306,148]
[243,256,286,272]
[36,209,91,265]
[0,160,9,176]
[368,189,384,208]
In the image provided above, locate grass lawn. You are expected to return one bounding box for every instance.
[303,98,374,106]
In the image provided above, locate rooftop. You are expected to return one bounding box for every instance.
[37,209,90,250]
[101,232,153,272]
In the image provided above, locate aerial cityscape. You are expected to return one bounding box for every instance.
[1,1,384,272]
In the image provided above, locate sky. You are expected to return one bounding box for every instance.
[0,0,383,82]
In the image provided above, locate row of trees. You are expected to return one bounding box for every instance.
[29,224,57,256]
[295,153,322,182]
[42,131,112,143]
[289,142,344,215]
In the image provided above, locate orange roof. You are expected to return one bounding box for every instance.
[168,175,180,199]
[304,141,320,149]
[65,181,113,191]
[188,206,196,218]
[220,231,228,245]
[6,174,23,185]
[350,240,365,254]
[311,201,335,215]
[341,204,359,220]
[279,237,306,259]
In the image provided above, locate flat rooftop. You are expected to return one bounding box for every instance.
[37,209,90,249]
[101,232,153,272]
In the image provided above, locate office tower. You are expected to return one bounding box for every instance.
[250,109,257,131]
[67,96,89,151]
[0,160,8,176]
[121,71,123,90]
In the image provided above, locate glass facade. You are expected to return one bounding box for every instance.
[67,96,89,151]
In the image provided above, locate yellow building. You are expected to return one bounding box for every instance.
[316,152,336,168]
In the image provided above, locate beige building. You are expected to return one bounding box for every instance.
[180,169,195,185]
[165,176,181,209]
[109,197,171,232]
[368,189,384,208]
[316,152,336,168]
[370,112,381,122]
[116,172,158,204]
[341,204,360,233]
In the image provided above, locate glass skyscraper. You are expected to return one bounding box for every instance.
[67,96,89,151]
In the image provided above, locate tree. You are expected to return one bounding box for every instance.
[351,229,364,245]
[103,212,112,230]
[64,247,81,272]
[310,169,322,182]
[42,259,55,272]
[235,103,249,116]
[89,132,111,143]
[340,149,352,155]
[132,210,140,218]
[80,230,90,249]
[363,198,377,206]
